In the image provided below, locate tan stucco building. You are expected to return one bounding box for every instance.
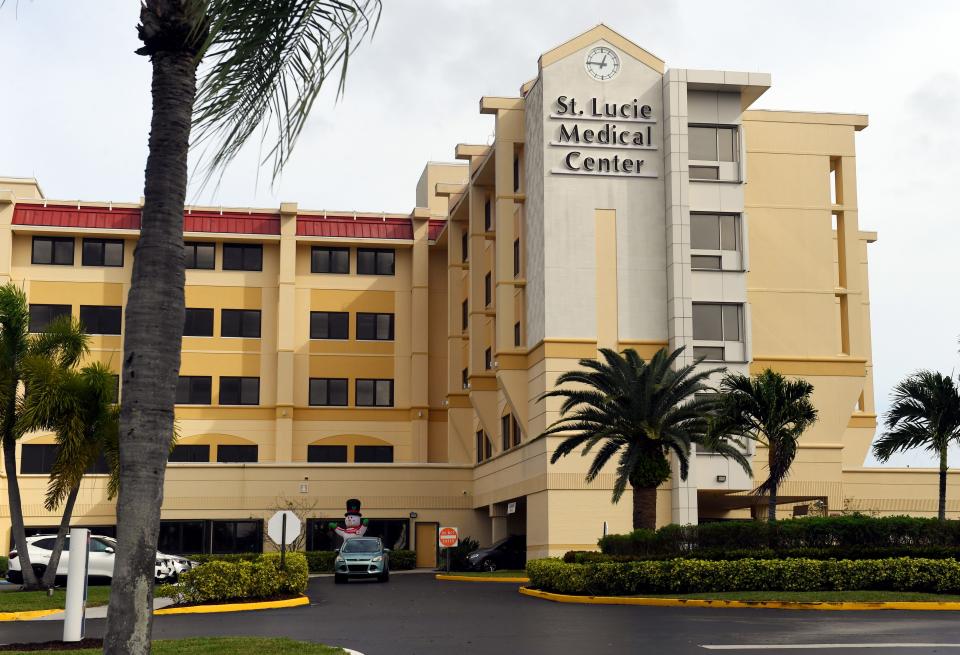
[2,25,956,563]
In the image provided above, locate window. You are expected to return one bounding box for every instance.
[485,347,492,370]
[691,214,738,251]
[32,237,74,265]
[184,242,215,270]
[355,445,394,463]
[308,445,348,463]
[79,305,122,335]
[169,445,210,462]
[222,243,263,271]
[689,126,737,162]
[211,520,262,554]
[484,273,492,306]
[29,304,71,333]
[183,308,214,336]
[461,299,469,331]
[693,346,725,361]
[357,313,394,340]
[513,238,521,277]
[217,445,258,463]
[311,247,349,274]
[692,303,742,342]
[461,368,468,389]
[691,255,721,270]
[20,444,58,474]
[221,309,261,338]
[219,376,260,405]
[82,239,124,267]
[513,155,520,192]
[689,166,719,180]
[176,376,212,405]
[309,378,348,406]
[158,520,205,555]
[355,379,393,407]
[512,415,521,447]
[484,198,492,231]
[306,517,410,551]
[310,311,349,340]
[514,321,521,347]
[357,248,395,275]
[461,232,469,263]
[502,414,511,451]
[476,430,485,463]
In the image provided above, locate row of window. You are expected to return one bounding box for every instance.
[169,444,258,463]
[307,444,394,463]
[20,444,109,475]
[310,311,394,341]
[32,237,124,267]
[30,304,121,335]
[176,375,395,407]
[312,247,395,276]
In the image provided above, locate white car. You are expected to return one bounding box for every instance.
[6,534,185,585]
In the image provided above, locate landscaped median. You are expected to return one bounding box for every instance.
[521,557,960,610]
[436,570,529,583]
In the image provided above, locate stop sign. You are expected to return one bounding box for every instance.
[438,526,459,548]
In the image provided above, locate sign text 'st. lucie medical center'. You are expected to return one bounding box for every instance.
[550,95,658,178]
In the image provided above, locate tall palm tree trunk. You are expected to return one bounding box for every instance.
[767,483,778,523]
[103,29,196,655]
[632,484,657,530]
[939,445,948,521]
[40,484,80,589]
[3,437,40,589]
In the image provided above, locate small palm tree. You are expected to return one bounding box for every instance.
[18,359,121,589]
[0,283,87,590]
[541,347,751,530]
[719,369,818,522]
[873,371,960,520]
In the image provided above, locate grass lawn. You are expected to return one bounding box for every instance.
[445,569,528,578]
[647,590,960,603]
[0,586,110,613]
[0,638,345,654]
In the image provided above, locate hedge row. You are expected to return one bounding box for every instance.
[0,555,7,575]
[566,545,960,563]
[528,557,960,596]
[158,552,308,604]
[306,549,417,573]
[599,516,960,558]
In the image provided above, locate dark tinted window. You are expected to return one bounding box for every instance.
[311,247,349,274]
[20,444,58,474]
[461,231,469,263]
[169,445,210,462]
[29,304,71,333]
[222,243,263,271]
[176,376,212,404]
[184,242,215,269]
[219,377,259,405]
[484,198,492,231]
[355,379,393,407]
[354,445,394,463]
[462,299,468,330]
[158,520,206,554]
[221,309,261,338]
[357,248,395,275]
[32,237,74,265]
[502,414,511,451]
[82,239,124,267]
[356,313,394,340]
[184,308,214,336]
[310,312,348,339]
[485,347,492,370]
[309,378,348,406]
[514,321,521,347]
[513,238,520,277]
[217,445,258,463]
[307,445,348,463]
[33,537,57,550]
[484,273,492,306]
[211,520,262,554]
[80,305,122,335]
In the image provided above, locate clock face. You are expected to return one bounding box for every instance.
[585,46,620,81]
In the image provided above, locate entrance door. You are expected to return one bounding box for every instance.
[415,522,438,568]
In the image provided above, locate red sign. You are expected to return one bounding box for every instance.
[438,526,459,548]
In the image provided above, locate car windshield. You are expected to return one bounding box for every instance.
[341,538,381,554]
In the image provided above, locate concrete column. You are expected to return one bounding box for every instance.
[490,502,509,543]
[410,209,430,461]
[274,202,297,462]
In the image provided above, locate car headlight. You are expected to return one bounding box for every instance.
[335,557,345,565]
[371,555,382,563]
[468,553,480,559]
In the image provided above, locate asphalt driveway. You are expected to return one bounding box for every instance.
[5,573,960,654]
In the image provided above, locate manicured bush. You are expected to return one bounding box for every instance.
[186,553,262,565]
[565,545,960,563]
[528,557,960,596]
[388,549,416,570]
[306,550,336,573]
[0,556,7,575]
[160,552,308,605]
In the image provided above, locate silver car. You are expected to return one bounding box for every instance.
[334,537,390,583]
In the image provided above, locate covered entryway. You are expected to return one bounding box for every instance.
[414,522,438,568]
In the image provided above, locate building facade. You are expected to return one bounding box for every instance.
[2,26,956,563]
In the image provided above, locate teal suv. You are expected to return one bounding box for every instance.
[334,537,390,583]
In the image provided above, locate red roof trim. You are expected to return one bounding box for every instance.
[184,210,280,235]
[428,220,446,241]
[12,204,281,235]
[296,215,413,240]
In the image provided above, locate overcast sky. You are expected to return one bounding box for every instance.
[2,1,958,467]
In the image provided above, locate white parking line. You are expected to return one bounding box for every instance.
[702,645,960,650]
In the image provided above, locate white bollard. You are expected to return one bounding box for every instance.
[63,527,90,642]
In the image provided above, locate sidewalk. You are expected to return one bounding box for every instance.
[35,597,174,621]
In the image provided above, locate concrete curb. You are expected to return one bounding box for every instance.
[0,608,64,622]
[154,595,310,615]
[436,574,530,584]
[518,586,960,611]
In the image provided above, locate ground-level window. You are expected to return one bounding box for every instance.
[306,518,409,551]
[211,520,262,554]
[158,520,206,555]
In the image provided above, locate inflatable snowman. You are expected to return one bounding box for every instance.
[328,498,369,542]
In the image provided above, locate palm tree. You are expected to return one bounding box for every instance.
[0,283,87,590]
[18,359,121,589]
[873,371,960,520]
[719,369,818,522]
[107,3,379,651]
[540,347,751,530]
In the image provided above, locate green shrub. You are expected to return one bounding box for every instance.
[389,549,416,570]
[528,557,960,596]
[306,551,336,573]
[565,545,960,563]
[163,552,308,605]
[186,553,262,565]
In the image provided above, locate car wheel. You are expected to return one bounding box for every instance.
[378,570,390,583]
[334,573,347,584]
[482,559,498,573]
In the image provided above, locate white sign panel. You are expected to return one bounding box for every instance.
[267,510,302,545]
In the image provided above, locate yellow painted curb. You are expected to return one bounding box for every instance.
[0,608,64,622]
[154,595,310,615]
[518,587,960,611]
[436,574,530,584]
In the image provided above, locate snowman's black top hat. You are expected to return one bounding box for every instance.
[345,498,362,517]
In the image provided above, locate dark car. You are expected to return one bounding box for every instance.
[465,534,526,572]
